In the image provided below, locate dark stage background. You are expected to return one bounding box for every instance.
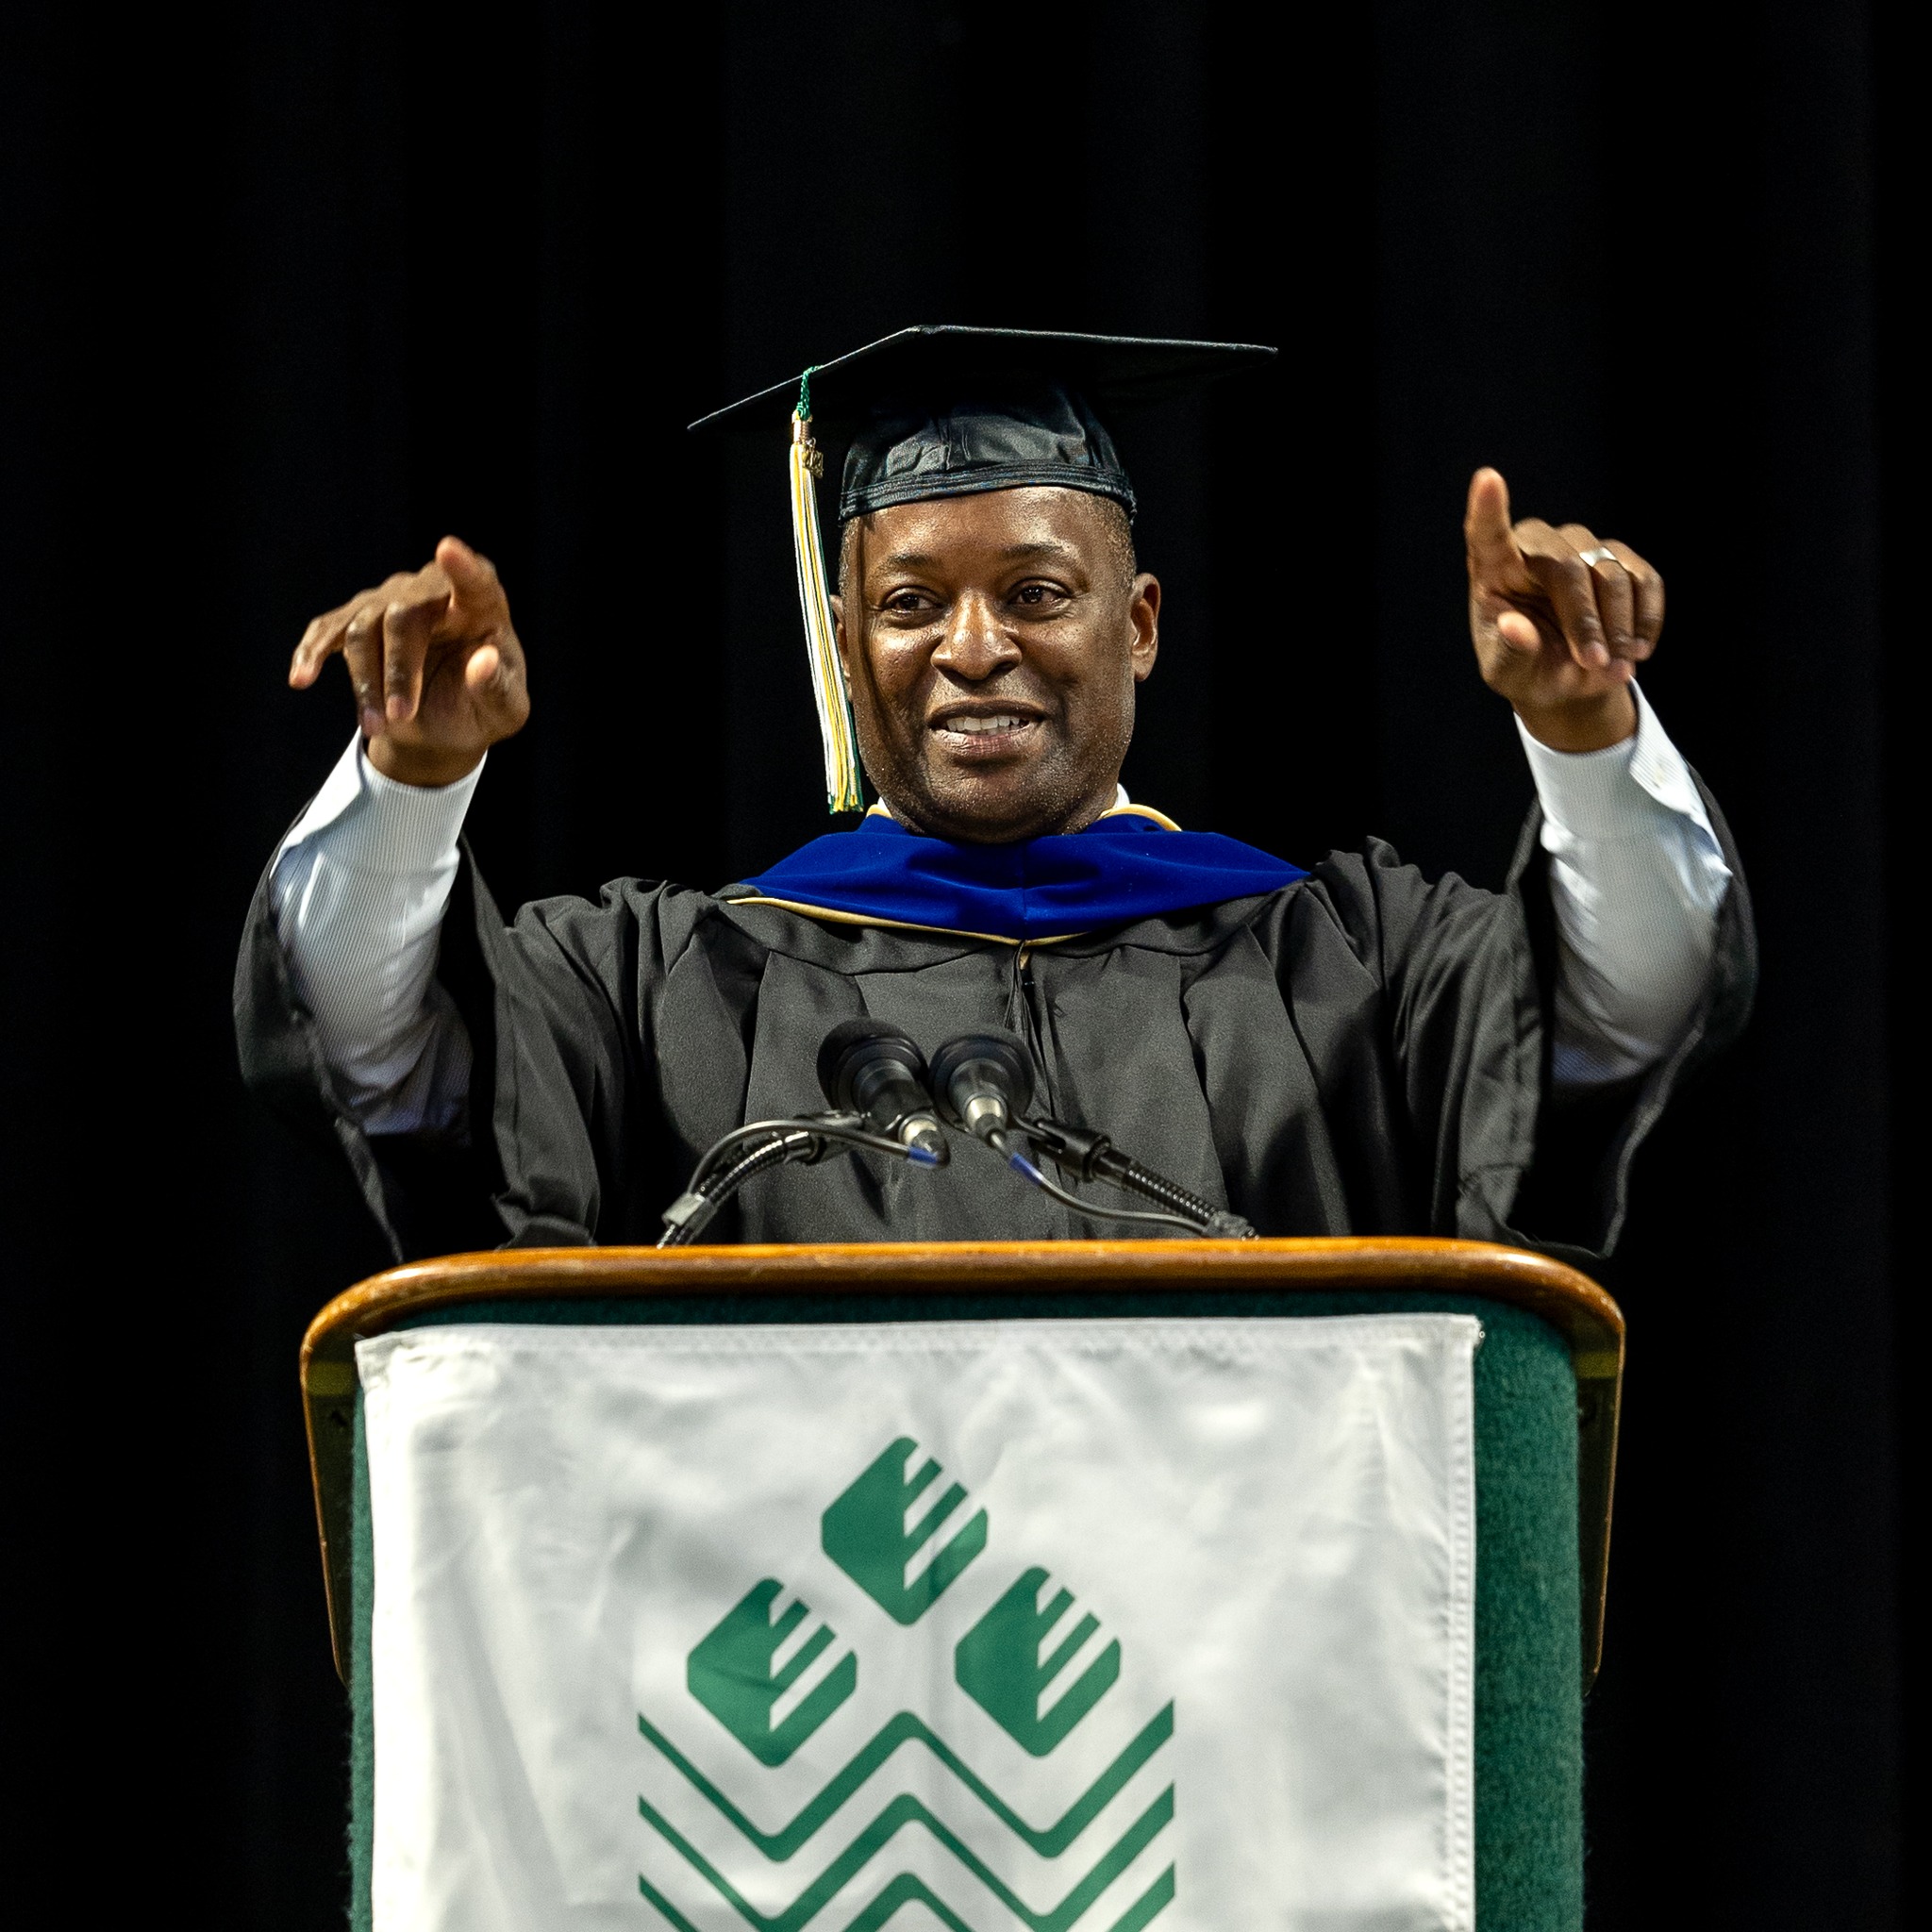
[2,1,1914,1922]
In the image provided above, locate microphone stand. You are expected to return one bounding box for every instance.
[1005,1115,1257,1240]
[657,1113,941,1248]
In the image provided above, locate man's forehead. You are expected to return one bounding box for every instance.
[859,488,1109,540]
[851,491,1113,574]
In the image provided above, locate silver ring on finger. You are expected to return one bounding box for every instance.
[1577,545,1619,569]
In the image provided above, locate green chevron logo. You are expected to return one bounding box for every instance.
[956,1569,1121,1757]
[639,1435,1175,1929]
[822,1437,988,1625]
[687,1583,858,1768]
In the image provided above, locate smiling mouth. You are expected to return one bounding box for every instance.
[927,711,1043,756]
[937,711,1035,736]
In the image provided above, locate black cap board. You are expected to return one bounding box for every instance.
[688,325,1275,814]
[690,324,1275,521]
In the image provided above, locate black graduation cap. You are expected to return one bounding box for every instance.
[690,326,1276,812]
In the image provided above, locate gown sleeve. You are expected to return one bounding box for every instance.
[236,839,726,1258]
[267,733,480,1136]
[1302,772,1755,1257]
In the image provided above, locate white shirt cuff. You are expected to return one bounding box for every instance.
[1515,684,1716,843]
[275,734,485,875]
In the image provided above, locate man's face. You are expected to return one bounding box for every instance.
[832,487,1160,844]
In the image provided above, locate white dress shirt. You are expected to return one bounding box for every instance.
[270,687,1731,1136]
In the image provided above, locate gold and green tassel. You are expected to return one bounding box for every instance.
[789,369,863,813]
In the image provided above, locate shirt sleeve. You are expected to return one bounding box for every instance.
[1517,685,1733,1089]
[269,734,483,1134]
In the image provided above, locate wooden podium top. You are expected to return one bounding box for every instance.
[302,1237,1623,1680]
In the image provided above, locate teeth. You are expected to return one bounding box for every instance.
[944,714,1028,735]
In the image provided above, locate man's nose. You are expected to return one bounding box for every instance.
[932,591,1021,682]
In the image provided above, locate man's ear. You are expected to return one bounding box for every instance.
[1128,573,1161,683]
[833,590,873,719]
[832,517,864,683]
[833,592,873,693]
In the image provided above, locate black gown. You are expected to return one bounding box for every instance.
[234,791,1755,1264]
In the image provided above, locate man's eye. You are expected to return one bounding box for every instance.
[1010,582,1066,608]
[882,591,932,615]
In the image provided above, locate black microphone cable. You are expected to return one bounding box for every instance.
[998,1137,1217,1237]
[1014,1114,1255,1239]
[928,1030,1256,1239]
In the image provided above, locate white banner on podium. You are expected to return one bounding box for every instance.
[359,1313,1477,1931]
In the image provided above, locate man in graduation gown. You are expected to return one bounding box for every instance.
[236,327,1753,1260]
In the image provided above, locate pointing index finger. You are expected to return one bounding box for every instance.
[1464,468,1526,589]
[435,536,508,634]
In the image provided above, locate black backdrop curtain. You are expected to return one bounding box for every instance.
[2,2,1913,1922]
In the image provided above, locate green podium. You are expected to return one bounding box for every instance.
[304,1238,1622,1929]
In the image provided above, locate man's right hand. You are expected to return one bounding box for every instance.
[288,536,531,787]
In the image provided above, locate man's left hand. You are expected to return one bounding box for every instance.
[1464,466,1659,751]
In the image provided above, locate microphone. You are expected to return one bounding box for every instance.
[816,1020,949,1163]
[928,1029,1035,1143]
[929,1027,1253,1239]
